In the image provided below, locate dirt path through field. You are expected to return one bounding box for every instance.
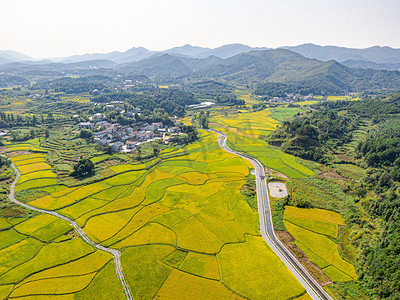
[6,162,133,300]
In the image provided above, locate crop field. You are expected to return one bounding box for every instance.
[283,206,357,282]
[327,96,352,101]
[207,103,357,289]
[270,107,301,122]
[0,216,121,299]
[18,162,52,174]
[209,107,316,178]
[3,129,314,299]
[238,93,259,106]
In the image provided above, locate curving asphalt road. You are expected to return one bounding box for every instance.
[7,163,133,300]
[210,129,332,300]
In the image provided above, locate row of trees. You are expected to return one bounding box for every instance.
[32,76,112,94]
[0,112,57,129]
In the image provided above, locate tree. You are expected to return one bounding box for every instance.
[80,129,93,140]
[153,147,160,157]
[45,129,49,139]
[0,156,10,167]
[199,111,209,129]
[71,158,95,177]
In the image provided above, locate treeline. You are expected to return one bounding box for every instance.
[104,107,174,127]
[355,121,400,298]
[213,93,244,106]
[183,80,244,106]
[92,88,198,117]
[255,81,344,97]
[0,111,62,129]
[0,75,29,88]
[32,75,112,94]
[0,156,10,168]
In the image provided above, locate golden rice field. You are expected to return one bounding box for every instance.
[209,102,356,287]
[2,130,311,299]
[283,206,357,282]
[210,108,316,178]
[2,101,354,298]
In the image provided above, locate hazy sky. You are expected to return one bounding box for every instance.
[1,0,399,58]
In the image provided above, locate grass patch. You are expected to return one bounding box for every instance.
[322,266,353,282]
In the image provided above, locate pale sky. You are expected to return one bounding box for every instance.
[1,0,400,58]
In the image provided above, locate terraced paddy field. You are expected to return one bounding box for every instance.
[210,108,316,178]
[0,216,124,299]
[284,207,357,283]
[3,130,309,299]
[209,104,357,290]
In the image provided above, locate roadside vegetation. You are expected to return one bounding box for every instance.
[268,93,400,299]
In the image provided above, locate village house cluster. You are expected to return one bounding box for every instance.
[78,114,181,153]
[267,93,314,103]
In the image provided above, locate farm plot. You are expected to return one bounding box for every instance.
[10,152,59,192]
[5,129,310,299]
[209,106,316,178]
[14,213,72,242]
[283,206,357,282]
[0,218,122,298]
[109,130,307,299]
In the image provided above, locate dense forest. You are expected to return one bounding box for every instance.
[268,110,356,163]
[0,75,30,88]
[92,88,198,117]
[270,94,400,298]
[32,75,113,94]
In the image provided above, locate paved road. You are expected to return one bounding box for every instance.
[210,129,332,300]
[7,163,133,300]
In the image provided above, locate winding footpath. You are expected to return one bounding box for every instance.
[7,163,133,300]
[210,129,332,300]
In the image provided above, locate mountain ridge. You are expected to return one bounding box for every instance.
[2,43,400,71]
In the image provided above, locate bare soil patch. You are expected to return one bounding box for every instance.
[265,167,288,179]
[0,147,10,154]
[275,230,332,286]
[337,154,353,162]
[268,181,288,198]
[318,169,346,182]
[208,122,223,128]
[3,151,31,158]
[66,229,78,238]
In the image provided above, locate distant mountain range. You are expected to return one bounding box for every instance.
[1,44,400,93]
[283,44,400,64]
[1,47,400,94]
[1,43,400,71]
